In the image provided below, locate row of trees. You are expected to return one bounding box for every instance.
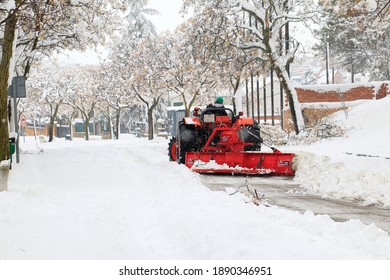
[24,64,140,142]
[2,0,389,164]
[0,0,133,162]
[25,0,311,142]
[106,0,313,136]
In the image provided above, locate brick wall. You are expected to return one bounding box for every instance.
[283,81,390,131]
[295,82,390,103]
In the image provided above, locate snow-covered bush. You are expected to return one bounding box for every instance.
[260,117,347,146]
[260,125,289,146]
[288,117,347,145]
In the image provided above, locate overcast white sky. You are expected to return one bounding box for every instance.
[147,0,184,33]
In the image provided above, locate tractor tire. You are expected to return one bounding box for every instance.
[168,137,178,162]
[243,124,262,151]
[177,122,198,164]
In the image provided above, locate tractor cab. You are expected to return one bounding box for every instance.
[200,107,234,128]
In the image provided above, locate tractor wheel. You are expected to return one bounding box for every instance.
[243,123,262,151]
[177,138,186,164]
[177,122,197,164]
[168,137,178,162]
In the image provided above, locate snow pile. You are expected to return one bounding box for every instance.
[191,160,272,174]
[293,152,390,207]
[289,116,347,145]
[261,119,346,146]
[0,160,11,168]
[260,125,289,145]
[191,159,232,170]
[290,95,390,208]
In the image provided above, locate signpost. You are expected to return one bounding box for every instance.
[8,76,27,164]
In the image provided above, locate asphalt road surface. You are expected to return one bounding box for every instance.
[200,175,390,234]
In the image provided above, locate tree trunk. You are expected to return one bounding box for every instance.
[185,92,198,117]
[115,109,121,140]
[272,64,305,134]
[147,108,154,140]
[48,117,54,142]
[66,118,73,140]
[231,76,241,114]
[84,119,90,140]
[0,11,18,162]
[106,113,113,140]
[103,106,113,139]
[48,103,60,142]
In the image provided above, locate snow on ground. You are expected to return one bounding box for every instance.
[1,96,390,260]
[291,95,390,208]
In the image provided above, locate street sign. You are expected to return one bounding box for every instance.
[20,119,27,128]
[7,76,26,98]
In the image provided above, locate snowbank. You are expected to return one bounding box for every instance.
[291,96,390,208]
[293,152,390,207]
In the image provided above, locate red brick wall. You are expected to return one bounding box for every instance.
[283,82,390,131]
[295,82,390,103]
[377,83,389,99]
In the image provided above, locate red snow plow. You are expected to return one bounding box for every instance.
[168,107,295,176]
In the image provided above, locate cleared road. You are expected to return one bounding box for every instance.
[201,175,390,234]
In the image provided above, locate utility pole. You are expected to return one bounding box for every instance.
[263,76,267,123]
[281,2,290,130]
[332,67,335,84]
[270,68,275,126]
[251,74,254,119]
[245,79,249,116]
[256,73,260,124]
[326,42,330,84]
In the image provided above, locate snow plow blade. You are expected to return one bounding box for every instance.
[185,151,295,176]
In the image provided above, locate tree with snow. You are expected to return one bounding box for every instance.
[0,0,126,164]
[232,0,309,133]
[13,0,125,78]
[96,63,134,140]
[184,0,309,133]
[155,25,223,117]
[28,66,79,142]
[127,36,168,140]
[58,104,78,141]
[106,0,159,139]
[182,0,264,113]
[64,66,101,141]
[18,78,46,141]
[315,0,390,81]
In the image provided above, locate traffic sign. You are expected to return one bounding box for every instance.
[20,120,27,128]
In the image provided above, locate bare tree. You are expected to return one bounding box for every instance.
[96,63,134,139]
[128,36,168,140]
[64,66,101,141]
[184,0,311,133]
